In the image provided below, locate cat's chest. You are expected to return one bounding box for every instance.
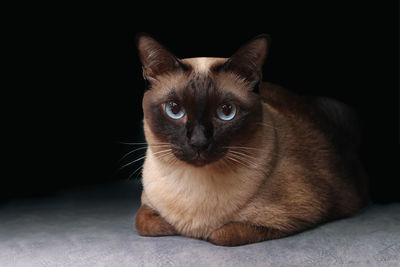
[141,155,262,237]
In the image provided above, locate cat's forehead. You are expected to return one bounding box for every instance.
[151,57,250,101]
[181,57,228,73]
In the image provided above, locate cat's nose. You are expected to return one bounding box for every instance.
[190,140,209,152]
[189,125,209,152]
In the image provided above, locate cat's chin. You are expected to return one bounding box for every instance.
[173,152,221,168]
[181,156,213,167]
[189,158,209,167]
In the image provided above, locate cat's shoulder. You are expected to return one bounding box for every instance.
[259,82,306,116]
[259,82,297,103]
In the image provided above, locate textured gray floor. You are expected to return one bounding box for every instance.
[0,180,399,267]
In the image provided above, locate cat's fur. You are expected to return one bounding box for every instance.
[134,33,369,246]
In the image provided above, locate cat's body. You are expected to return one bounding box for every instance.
[134,35,369,246]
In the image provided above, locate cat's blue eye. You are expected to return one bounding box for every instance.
[216,103,237,121]
[165,101,185,119]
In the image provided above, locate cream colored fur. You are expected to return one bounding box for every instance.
[142,92,278,238]
[181,57,226,73]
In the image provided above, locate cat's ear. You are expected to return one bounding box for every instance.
[136,33,186,83]
[223,34,269,87]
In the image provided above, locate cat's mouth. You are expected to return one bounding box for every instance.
[172,148,225,167]
[181,152,211,167]
[191,153,209,167]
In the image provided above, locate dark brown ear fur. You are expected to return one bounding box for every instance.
[136,33,187,82]
[221,34,269,86]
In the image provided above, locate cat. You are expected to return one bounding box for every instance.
[134,33,369,246]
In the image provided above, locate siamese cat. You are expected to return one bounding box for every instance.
[134,33,369,246]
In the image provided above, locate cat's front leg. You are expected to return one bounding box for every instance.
[135,204,177,236]
[207,222,289,246]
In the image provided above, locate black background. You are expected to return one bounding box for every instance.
[3,3,398,203]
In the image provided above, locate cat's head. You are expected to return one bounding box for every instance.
[137,34,268,167]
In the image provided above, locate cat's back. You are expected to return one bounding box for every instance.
[259,82,362,150]
[257,82,369,217]
[259,82,333,122]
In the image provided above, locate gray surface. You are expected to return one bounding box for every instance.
[0,180,399,267]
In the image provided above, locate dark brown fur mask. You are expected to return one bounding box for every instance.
[136,34,269,167]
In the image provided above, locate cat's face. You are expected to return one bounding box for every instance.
[137,34,268,167]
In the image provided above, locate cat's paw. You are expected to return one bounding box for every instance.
[135,205,177,237]
[207,223,247,246]
[207,222,285,246]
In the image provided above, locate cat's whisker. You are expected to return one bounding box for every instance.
[148,144,171,147]
[119,144,171,162]
[225,155,253,169]
[118,155,147,171]
[228,152,258,165]
[223,146,264,169]
[113,150,146,177]
[223,146,264,152]
[171,157,179,167]
[119,146,148,162]
[228,149,259,161]
[127,150,173,180]
[229,157,257,169]
[220,157,235,171]
[227,152,259,168]
[118,149,172,171]
[149,148,172,157]
[152,151,175,167]
[225,146,280,157]
[119,142,148,145]
[118,141,170,146]
[154,151,173,160]
[128,165,144,180]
